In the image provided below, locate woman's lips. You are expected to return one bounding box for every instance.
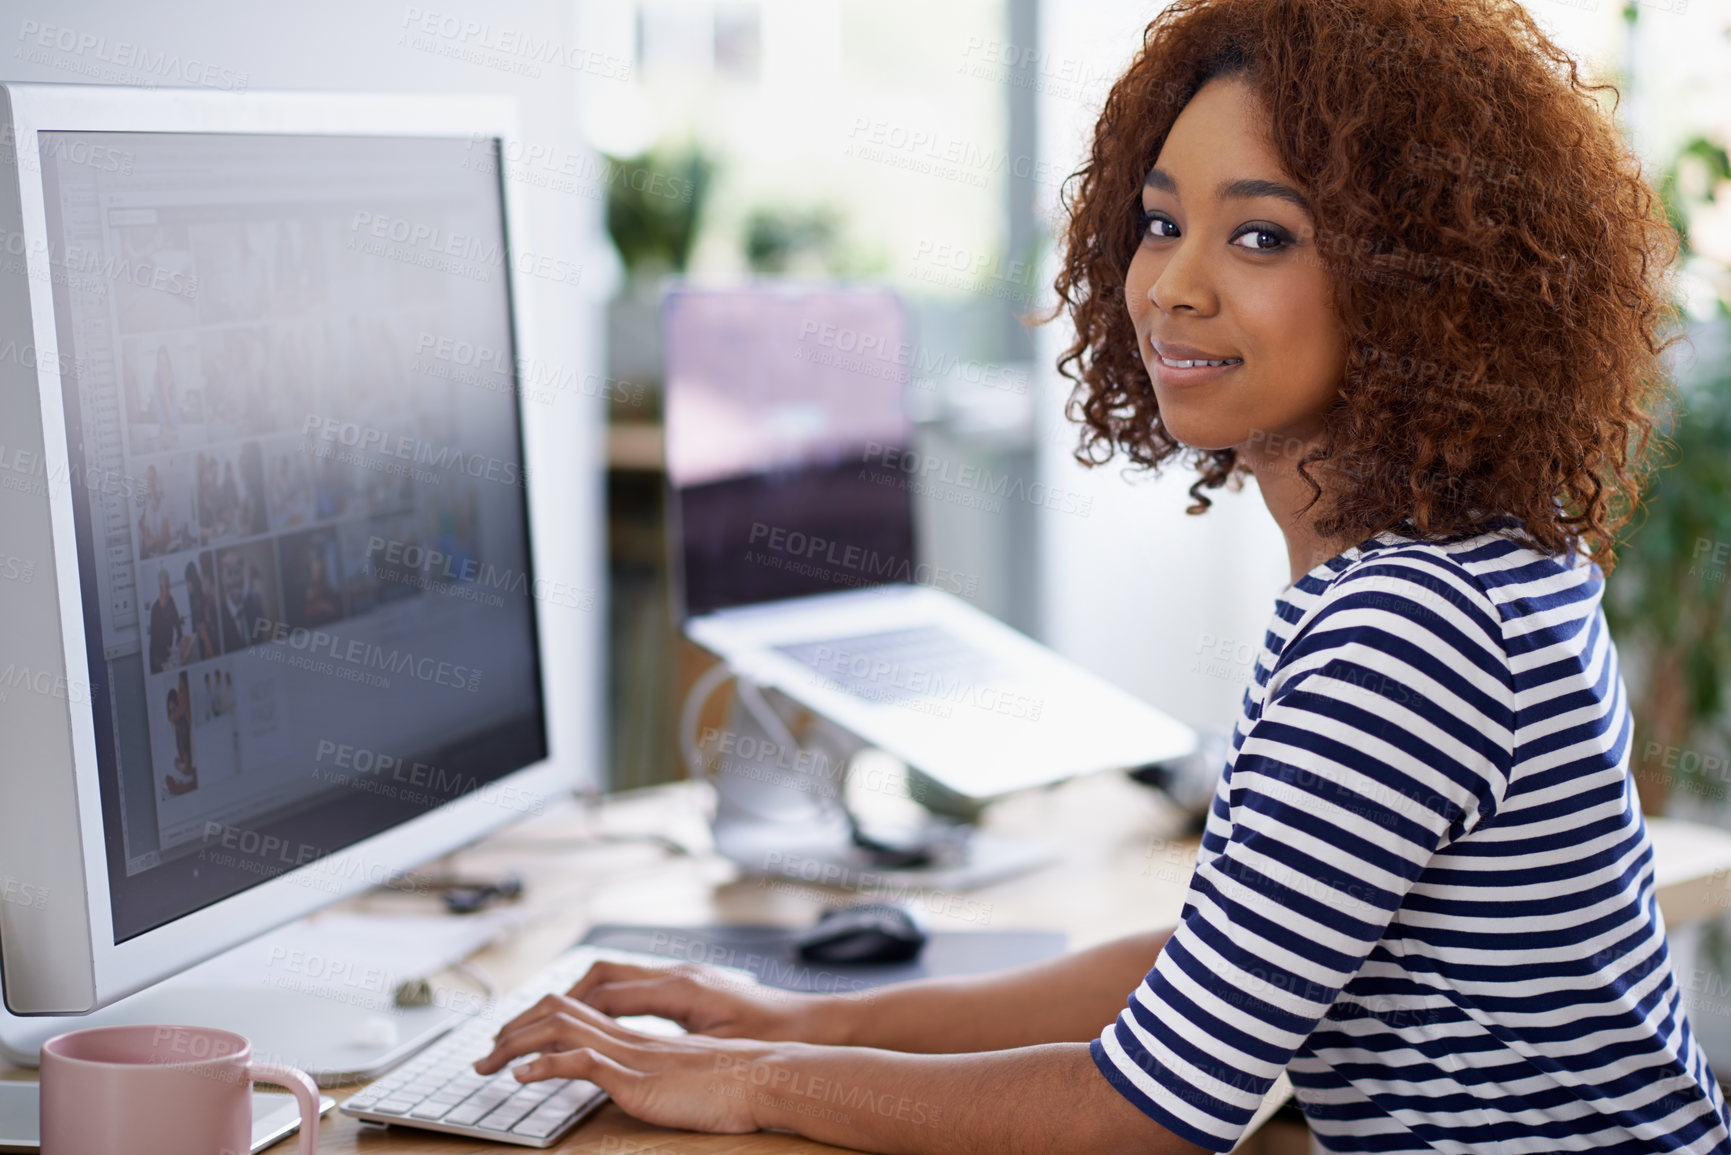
[1150,351,1242,388]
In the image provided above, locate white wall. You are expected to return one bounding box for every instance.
[0,0,611,789]
[1035,378,1291,739]
[1031,1,1289,739]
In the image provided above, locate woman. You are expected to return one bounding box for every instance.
[137,464,171,559]
[163,678,198,797]
[185,558,221,663]
[473,1,1725,1150]
[149,343,181,449]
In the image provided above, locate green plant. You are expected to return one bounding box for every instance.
[1604,129,1731,812]
[742,205,841,275]
[603,145,715,277]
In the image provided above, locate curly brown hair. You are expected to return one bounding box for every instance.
[1051,0,1683,571]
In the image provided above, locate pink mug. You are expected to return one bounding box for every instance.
[40,1024,319,1155]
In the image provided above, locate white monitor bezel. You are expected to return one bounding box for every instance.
[0,82,585,1014]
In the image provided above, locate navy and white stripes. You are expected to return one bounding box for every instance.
[1094,525,1731,1152]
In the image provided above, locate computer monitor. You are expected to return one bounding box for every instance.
[0,84,591,1070]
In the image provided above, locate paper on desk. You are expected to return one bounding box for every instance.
[174,911,517,994]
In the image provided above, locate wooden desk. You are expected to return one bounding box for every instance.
[9,773,1731,1153]
[306,771,1205,1153]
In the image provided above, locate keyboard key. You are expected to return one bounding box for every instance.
[543,1080,603,1112]
[513,1107,578,1139]
[509,1080,560,1103]
[410,1098,460,1120]
[476,1090,546,1131]
[442,1101,491,1126]
[339,948,750,1143]
[440,1074,489,1097]
[445,1083,517,1125]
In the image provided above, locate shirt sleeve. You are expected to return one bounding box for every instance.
[1093,564,1516,1151]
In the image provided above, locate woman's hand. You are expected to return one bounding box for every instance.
[476,1005,1198,1155]
[472,992,779,1134]
[555,959,843,1043]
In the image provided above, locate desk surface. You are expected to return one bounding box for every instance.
[308,771,1200,1153]
[9,773,1731,1154]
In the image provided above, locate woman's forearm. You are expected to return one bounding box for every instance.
[808,928,1171,1053]
[735,1039,1202,1154]
[482,941,1202,1151]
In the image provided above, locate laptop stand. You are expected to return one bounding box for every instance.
[688,666,1056,893]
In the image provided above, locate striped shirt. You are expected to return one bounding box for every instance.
[1093,522,1731,1152]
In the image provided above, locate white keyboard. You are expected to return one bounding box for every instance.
[339,945,688,1147]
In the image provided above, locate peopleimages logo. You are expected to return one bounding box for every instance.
[0,874,48,911]
[250,617,482,692]
[15,19,250,91]
[462,134,694,205]
[0,125,133,175]
[794,320,1028,395]
[413,332,645,406]
[366,536,596,611]
[301,415,529,488]
[347,211,583,287]
[861,443,1092,518]
[745,522,978,598]
[0,663,92,705]
[0,227,200,300]
[398,6,633,82]
[312,740,546,816]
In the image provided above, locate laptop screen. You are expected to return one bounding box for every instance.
[664,287,917,619]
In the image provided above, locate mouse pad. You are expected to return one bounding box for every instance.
[579,924,1066,994]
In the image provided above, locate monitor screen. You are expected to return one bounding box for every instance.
[663,288,918,618]
[37,130,548,943]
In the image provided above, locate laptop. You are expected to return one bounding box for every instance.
[664,285,1196,807]
[0,1083,334,1152]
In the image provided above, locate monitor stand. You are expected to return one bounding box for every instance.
[701,679,1057,893]
[0,950,465,1087]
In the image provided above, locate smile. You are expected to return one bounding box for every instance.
[1158,356,1241,368]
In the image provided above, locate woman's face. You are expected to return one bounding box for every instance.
[1125,75,1346,456]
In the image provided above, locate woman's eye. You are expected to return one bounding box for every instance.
[1139,210,1177,240]
[1231,225,1291,252]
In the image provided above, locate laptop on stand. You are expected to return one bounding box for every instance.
[663,285,1196,882]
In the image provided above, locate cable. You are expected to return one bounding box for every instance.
[393,959,500,1011]
[678,659,919,857]
[678,661,802,825]
[679,660,738,783]
[735,672,860,829]
[736,676,803,766]
[449,959,499,1002]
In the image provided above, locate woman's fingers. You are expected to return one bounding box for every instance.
[492,992,565,1043]
[512,1037,763,1135]
[507,1043,641,1090]
[580,975,706,1025]
[564,960,681,1004]
[475,1015,575,1075]
[570,962,758,1033]
[493,986,649,1045]
[478,1008,647,1075]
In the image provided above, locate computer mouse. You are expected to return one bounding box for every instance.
[793,903,928,965]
